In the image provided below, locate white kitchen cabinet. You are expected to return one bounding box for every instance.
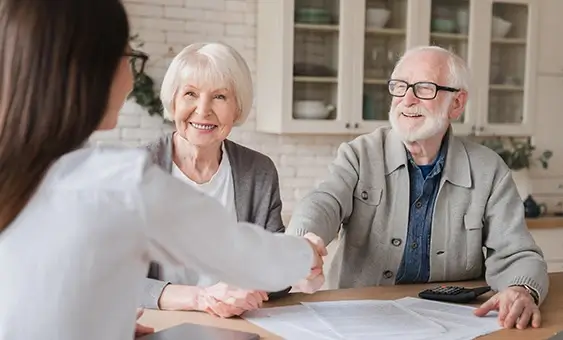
[529,228,563,273]
[256,0,541,136]
[529,76,563,178]
[256,0,409,135]
[537,0,563,75]
[420,0,539,136]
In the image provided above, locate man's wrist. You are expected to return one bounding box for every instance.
[510,284,539,305]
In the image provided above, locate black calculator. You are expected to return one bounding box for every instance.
[418,285,492,303]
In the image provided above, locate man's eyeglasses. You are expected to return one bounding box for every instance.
[387,79,460,100]
[124,50,149,77]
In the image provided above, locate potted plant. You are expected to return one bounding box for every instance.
[127,35,163,117]
[481,137,552,199]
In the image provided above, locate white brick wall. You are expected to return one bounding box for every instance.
[90,0,352,218]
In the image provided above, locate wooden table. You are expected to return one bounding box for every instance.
[140,272,563,339]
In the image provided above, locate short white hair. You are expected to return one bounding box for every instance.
[391,45,470,91]
[160,42,253,125]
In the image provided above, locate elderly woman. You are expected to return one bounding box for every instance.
[141,42,287,317]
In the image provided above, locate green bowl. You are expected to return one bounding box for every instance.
[431,18,456,33]
[296,8,332,24]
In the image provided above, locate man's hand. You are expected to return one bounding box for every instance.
[134,308,154,338]
[197,282,269,318]
[474,286,541,329]
[293,232,328,294]
[305,232,328,275]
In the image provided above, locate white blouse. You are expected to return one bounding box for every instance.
[0,145,313,340]
[171,143,237,222]
[169,143,237,286]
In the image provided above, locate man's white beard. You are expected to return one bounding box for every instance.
[389,99,451,142]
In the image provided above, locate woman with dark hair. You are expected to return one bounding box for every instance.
[0,0,325,339]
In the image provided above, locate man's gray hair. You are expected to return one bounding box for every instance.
[391,45,470,91]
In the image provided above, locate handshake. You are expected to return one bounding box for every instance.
[190,232,328,318]
[294,232,328,294]
[191,232,327,319]
[134,232,329,338]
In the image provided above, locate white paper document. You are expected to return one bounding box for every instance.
[395,297,502,339]
[243,297,503,340]
[302,300,446,339]
[243,305,342,340]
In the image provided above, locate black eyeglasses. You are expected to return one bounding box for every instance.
[124,50,148,77]
[387,79,460,100]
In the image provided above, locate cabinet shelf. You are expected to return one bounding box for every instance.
[293,76,337,83]
[364,78,388,85]
[365,28,406,36]
[430,34,526,45]
[431,32,468,40]
[491,38,527,45]
[489,84,525,91]
[294,23,338,32]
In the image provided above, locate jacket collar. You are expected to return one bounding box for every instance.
[384,126,472,188]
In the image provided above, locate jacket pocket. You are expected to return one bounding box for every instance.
[464,213,484,272]
[345,183,383,247]
[352,184,382,206]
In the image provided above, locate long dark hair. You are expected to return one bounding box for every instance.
[0,0,130,231]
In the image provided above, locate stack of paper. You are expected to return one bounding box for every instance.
[243,297,501,339]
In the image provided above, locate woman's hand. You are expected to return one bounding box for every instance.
[197,282,269,318]
[134,309,154,338]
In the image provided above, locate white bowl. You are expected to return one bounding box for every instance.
[293,100,335,119]
[366,8,390,28]
[492,16,512,38]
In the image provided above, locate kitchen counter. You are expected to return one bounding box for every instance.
[526,216,563,229]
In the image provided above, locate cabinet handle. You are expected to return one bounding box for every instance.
[354,123,359,129]
[345,123,350,128]
[479,126,484,132]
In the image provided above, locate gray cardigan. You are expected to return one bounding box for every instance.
[141,132,285,309]
[287,126,549,304]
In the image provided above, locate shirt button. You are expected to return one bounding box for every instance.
[361,191,368,200]
[391,238,402,247]
[383,270,394,279]
[411,242,418,249]
[415,201,422,209]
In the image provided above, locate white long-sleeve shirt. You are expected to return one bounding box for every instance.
[0,145,313,340]
[169,142,237,286]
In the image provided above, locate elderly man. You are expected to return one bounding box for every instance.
[287,46,548,330]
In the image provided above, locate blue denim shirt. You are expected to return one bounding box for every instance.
[395,138,448,284]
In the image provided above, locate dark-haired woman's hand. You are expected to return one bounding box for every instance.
[134,308,154,338]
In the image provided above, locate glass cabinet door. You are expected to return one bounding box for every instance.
[361,0,409,127]
[428,0,471,130]
[487,2,528,125]
[474,0,538,136]
[428,0,469,58]
[292,0,340,123]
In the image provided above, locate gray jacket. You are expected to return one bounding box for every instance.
[141,132,285,309]
[287,126,549,304]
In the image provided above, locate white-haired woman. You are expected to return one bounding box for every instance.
[141,42,292,318]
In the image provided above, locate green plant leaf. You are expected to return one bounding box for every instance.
[480,137,552,171]
[127,37,163,118]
